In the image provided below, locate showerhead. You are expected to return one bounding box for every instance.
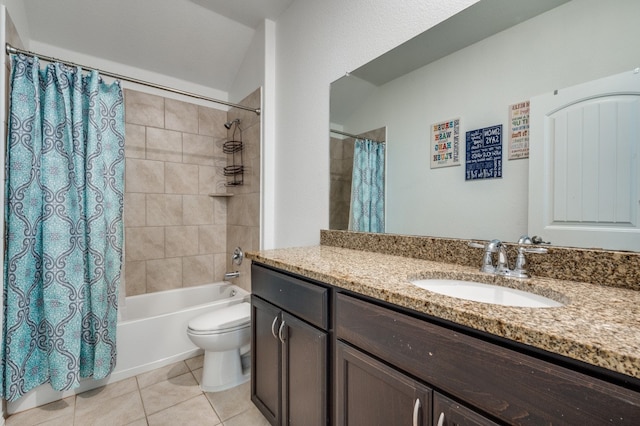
[224,118,240,129]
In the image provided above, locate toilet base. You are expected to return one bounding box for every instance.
[200,348,250,393]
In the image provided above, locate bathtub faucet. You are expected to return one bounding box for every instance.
[224,271,240,280]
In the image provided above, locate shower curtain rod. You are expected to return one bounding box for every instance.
[5,44,261,115]
[330,129,384,144]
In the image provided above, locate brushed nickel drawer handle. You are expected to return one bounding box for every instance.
[437,412,445,426]
[412,398,420,426]
[271,316,279,340]
[278,321,287,343]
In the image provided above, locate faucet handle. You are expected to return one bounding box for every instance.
[468,240,500,273]
[522,246,548,254]
[511,246,547,278]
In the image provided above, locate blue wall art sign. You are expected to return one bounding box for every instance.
[465,124,503,180]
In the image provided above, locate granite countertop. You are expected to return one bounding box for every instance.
[247,245,640,380]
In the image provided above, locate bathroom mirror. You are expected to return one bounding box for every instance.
[329,0,640,251]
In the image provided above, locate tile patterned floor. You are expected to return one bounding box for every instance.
[5,355,269,426]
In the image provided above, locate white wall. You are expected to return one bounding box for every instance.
[229,19,277,250]
[273,0,480,247]
[340,0,640,243]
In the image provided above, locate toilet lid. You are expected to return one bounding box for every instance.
[188,302,251,333]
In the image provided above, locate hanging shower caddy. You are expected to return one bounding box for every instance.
[223,119,244,187]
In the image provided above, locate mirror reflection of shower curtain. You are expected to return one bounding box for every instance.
[348,139,385,233]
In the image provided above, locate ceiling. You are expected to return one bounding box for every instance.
[21,0,294,91]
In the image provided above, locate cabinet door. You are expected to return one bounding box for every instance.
[433,393,498,426]
[336,341,430,426]
[251,296,281,425]
[281,312,327,426]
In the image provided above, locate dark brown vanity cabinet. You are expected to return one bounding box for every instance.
[251,264,329,426]
[336,292,640,425]
[336,341,431,426]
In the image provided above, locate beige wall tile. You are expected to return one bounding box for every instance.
[198,225,226,254]
[146,194,182,226]
[165,226,199,257]
[165,99,198,133]
[183,255,214,286]
[226,225,252,255]
[198,106,227,138]
[146,127,182,163]
[165,163,198,194]
[183,134,215,166]
[183,195,214,225]
[124,261,146,296]
[124,193,146,227]
[126,159,164,193]
[125,90,164,128]
[214,253,228,282]
[228,194,259,228]
[213,197,227,225]
[125,124,146,159]
[146,258,183,292]
[125,227,164,261]
[198,165,217,195]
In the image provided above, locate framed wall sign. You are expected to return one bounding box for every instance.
[431,118,460,168]
[465,124,503,180]
[509,100,529,159]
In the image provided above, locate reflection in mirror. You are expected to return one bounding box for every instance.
[329,0,640,251]
[329,127,386,231]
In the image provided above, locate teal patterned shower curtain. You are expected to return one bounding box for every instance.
[348,138,385,233]
[1,54,125,401]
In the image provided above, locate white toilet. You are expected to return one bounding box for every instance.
[186,302,251,392]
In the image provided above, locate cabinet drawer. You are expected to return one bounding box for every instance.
[336,292,640,425]
[433,393,498,426]
[252,263,329,330]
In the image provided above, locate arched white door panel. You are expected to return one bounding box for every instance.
[529,69,640,251]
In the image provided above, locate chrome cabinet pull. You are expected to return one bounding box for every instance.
[437,412,445,426]
[412,398,421,426]
[278,321,286,343]
[271,316,279,339]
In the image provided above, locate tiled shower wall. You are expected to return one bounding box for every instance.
[329,136,354,230]
[123,90,231,296]
[226,89,261,292]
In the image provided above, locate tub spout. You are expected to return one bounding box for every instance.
[224,271,240,280]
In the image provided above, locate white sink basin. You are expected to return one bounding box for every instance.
[410,279,563,308]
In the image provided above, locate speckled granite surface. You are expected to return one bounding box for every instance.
[321,230,640,291]
[247,245,640,380]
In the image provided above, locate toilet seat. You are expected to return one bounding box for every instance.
[187,302,250,335]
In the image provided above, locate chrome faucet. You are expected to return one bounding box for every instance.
[469,239,502,273]
[469,236,547,278]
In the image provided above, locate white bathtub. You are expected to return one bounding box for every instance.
[8,282,249,414]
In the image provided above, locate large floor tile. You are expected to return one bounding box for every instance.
[223,404,270,426]
[185,354,204,371]
[74,390,146,426]
[147,394,221,426]
[136,361,190,389]
[75,377,139,416]
[140,371,202,415]
[5,396,75,426]
[205,381,252,421]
